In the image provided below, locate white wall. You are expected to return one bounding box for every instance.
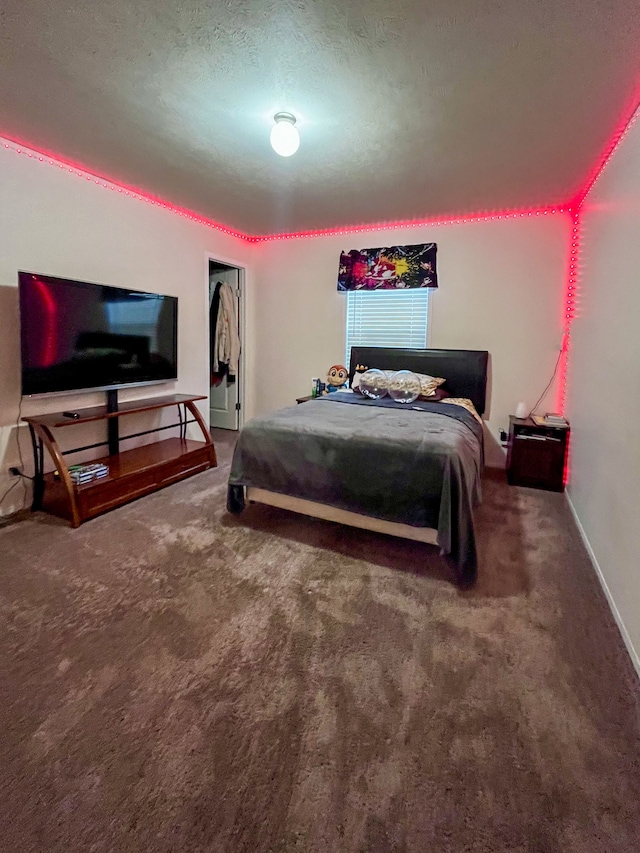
[567,114,640,671]
[0,144,255,515]
[254,214,570,466]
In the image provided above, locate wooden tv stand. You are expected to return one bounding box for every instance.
[23,393,217,527]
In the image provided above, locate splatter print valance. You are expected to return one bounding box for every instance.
[338,243,437,290]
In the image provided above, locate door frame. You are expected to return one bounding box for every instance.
[205,251,247,430]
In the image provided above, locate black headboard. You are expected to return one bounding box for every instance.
[348,347,489,416]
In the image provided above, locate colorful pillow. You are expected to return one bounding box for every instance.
[418,374,446,397]
[440,397,483,424]
[382,370,445,398]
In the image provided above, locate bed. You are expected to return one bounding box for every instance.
[227,347,489,585]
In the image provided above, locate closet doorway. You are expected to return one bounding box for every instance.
[208,257,245,430]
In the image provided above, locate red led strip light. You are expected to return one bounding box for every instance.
[251,207,566,242]
[557,208,581,415]
[558,96,640,416]
[3,91,639,243]
[572,98,640,210]
[0,136,251,242]
[1,135,570,243]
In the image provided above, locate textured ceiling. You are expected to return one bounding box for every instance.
[1,0,640,235]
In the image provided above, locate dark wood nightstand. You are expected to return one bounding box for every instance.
[506,416,569,492]
[296,395,316,404]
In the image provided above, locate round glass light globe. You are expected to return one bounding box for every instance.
[270,119,300,157]
[388,370,421,404]
[359,368,389,400]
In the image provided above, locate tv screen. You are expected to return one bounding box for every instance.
[19,272,178,397]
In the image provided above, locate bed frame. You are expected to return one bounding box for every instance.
[348,346,489,415]
[245,348,489,562]
[246,487,439,545]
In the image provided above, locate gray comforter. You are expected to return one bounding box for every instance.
[227,393,484,583]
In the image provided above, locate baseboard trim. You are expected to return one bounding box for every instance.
[566,491,640,681]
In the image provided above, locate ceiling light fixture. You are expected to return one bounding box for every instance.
[270,112,300,157]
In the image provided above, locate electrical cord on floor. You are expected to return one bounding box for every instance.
[0,479,20,511]
[528,348,563,419]
[16,397,29,507]
[0,479,27,527]
[0,400,29,525]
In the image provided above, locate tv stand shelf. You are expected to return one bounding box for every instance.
[23,393,216,527]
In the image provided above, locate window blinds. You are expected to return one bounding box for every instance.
[345,289,429,366]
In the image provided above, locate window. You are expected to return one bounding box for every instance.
[345,289,430,366]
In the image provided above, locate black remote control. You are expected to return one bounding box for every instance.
[62,411,80,419]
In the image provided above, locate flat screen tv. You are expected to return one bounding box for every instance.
[19,272,178,397]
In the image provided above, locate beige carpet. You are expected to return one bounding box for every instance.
[1,431,639,852]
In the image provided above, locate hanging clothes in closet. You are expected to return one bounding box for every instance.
[209,280,240,386]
